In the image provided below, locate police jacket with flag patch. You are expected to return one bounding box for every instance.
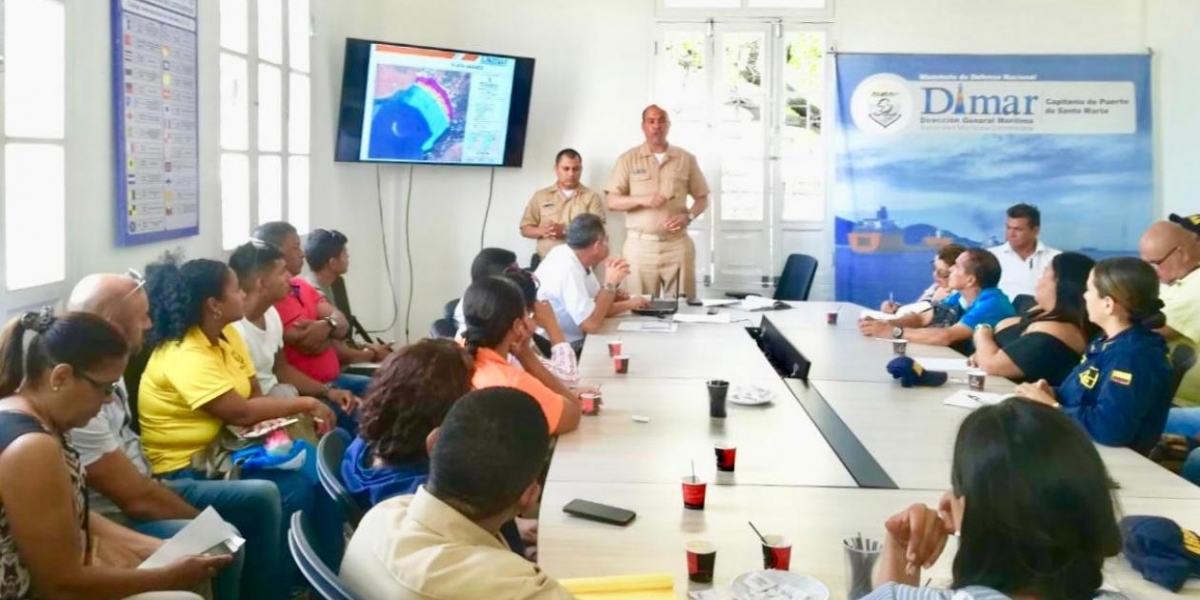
[1055,326,1173,455]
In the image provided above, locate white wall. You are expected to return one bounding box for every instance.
[8,0,1198,338]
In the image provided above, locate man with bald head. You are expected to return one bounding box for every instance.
[1140,214,1200,407]
[605,105,710,299]
[67,273,286,600]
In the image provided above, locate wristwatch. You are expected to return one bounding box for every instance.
[603,283,618,292]
[891,326,904,339]
[975,323,993,334]
[322,315,339,330]
[319,383,333,395]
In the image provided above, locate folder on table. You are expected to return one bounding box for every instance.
[560,572,675,599]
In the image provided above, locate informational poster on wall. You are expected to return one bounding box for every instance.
[111,0,199,246]
[832,54,1152,306]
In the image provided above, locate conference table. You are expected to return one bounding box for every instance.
[538,301,1200,600]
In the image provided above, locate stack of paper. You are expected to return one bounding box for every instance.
[617,321,678,333]
[738,296,781,311]
[560,573,675,599]
[673,312,733,324]
[942,390,1013,410]
[909,357,972,372]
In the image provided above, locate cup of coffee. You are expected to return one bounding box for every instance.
[968,369,986,391]
[714,443,737,472]
[681,476,707,510]
[613,355,630,374]
[580,392,601,416]
[686,540,717,583]
[891,339,907,356]
[761,535,793,570]
[826,310,839,325]
[608,339,622,357]
[707,380,729,418]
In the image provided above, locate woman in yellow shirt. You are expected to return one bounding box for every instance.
[138,254,336,590]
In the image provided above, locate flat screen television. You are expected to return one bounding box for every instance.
[335,38,535,167]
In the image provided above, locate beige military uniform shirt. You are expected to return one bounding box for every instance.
[341,487,577,600]
[520,184,606,257]
[605,144,709,236]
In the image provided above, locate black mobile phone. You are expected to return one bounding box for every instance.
[563,499,636,526]
[686,298,704,306]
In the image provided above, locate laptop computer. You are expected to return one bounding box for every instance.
[632,292,680,318]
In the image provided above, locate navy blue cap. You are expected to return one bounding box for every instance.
[886,356,948,388]
[1121,515,1200,592]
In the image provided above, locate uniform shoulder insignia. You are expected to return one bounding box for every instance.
[1079,366,1101,389]
[1110,370,1133,386]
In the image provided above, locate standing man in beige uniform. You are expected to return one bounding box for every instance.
[520,148,606,261]
[605,105,710,299]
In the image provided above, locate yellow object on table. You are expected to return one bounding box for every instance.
[560,572,676,599]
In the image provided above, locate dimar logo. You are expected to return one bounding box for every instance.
[850,74,913,134]
[919,83,1039,116]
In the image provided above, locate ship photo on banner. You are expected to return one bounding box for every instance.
[832,54,1152,306]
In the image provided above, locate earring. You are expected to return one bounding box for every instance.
[52,386,60,392]
[214,309,224,320]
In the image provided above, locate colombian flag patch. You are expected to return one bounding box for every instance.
[1110,370,1133,386]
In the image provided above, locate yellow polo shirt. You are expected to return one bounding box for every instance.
[1162,268,1200,406]
[605,143,709,235]
[520,184,606,257]
[138,324,256,473]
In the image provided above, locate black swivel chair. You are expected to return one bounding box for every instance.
[727,254,819,302]
[316,428,366,529]
[330,277,378,346]
[1170,344,1197,402]
[430,298,461,339]
[288,511,362,600]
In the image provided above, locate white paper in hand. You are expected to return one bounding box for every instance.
[139,507,244,569]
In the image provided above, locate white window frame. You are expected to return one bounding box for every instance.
[0,0,68,311]
[655,0,835,20]
[220,0,310,250]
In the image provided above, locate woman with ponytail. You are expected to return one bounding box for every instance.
[866,398,1123,600]
[137,253,339,592]
[462,276,581,435]
[1017,257,1173,454]
[0,310,228,600]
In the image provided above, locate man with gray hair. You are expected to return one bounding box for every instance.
[67,273,285,600]
[534,214,650,347]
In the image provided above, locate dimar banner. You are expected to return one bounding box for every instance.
[832,54,1151,306]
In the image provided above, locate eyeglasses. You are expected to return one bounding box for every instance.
[1148,246,1180,268]
[931,260,951,279]
[104,268,147,321]
[76,372,120,396]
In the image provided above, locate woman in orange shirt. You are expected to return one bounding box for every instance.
[461,277,581,435]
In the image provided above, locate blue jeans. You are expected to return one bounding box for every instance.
[124,512,247,600]
[159,469,341,597]
[1165,408,1200,485]
[150,476,285,600]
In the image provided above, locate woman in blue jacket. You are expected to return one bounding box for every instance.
[342,339,473,506]
[1017,257,1173,455]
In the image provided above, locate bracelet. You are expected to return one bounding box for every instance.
[974,323,993,333]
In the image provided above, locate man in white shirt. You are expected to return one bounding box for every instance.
[988,203,1061,301]
[228,240,359,416]
[534,214,650,346]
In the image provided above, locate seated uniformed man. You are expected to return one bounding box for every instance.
[520,149,606,263]
[859,248,1016,353]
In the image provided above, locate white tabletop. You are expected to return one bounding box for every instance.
[579,320,778,381]
[539,481,1199,600]
[546,376,856,488]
